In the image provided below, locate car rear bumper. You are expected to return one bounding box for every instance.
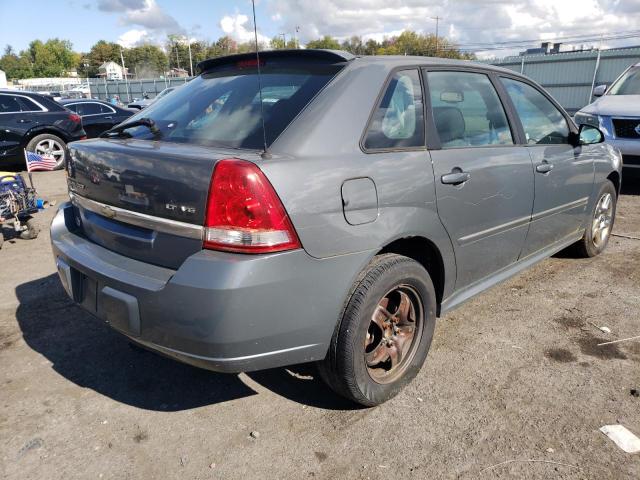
[51,202,372,373]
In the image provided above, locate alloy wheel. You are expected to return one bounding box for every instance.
[35,139,65,168]
[592,192,613,248]
[365,284,423,384]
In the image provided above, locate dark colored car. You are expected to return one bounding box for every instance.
[0,90,86,169]
[60,99,134,139]
[51,50,621,406]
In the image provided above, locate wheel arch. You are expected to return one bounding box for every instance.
[607,170,620,196]
[377,236,446,316]
[21,127,70,149]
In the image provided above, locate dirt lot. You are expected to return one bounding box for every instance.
[1,170,639,479]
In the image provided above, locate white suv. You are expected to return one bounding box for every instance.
[575,62,640,173]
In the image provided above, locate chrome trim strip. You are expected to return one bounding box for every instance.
[70,193,203,240]
[458,215,531,245]
[531,196,589,222]
[0,93,49,113]
[65,101,117,116]
[457,196,589,245]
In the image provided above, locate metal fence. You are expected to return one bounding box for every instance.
[486,46,640,114]
[88,76,192,102]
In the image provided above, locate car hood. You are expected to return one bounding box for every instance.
[581,95,640,117]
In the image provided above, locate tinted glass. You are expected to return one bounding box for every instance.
[77,103,102,115]
[16,97,42,112]
[428,71,513,148]
[502,78,569,145]
[0,95,23,113]
[99,104,115,114]
[364,69,425,150]
[609,67,640,95]
[124,63,342,149]
[65,103,80,113]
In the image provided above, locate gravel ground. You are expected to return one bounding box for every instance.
[1,170,639,480]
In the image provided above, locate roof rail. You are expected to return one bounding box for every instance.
[197,49,355,74]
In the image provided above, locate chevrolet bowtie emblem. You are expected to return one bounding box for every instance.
[635,124,640,136]
[101,205,116,219]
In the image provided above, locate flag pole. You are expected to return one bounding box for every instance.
[24,149,34,189]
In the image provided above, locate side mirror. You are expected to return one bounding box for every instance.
[579,124,604,145]
[592,84,607,97]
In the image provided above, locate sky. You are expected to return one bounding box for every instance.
[0,0,639,59]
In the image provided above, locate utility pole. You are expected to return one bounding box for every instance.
[431,16,441,56]
[279,33,286,48]
[119,47,131,102]
[187,37,193,77]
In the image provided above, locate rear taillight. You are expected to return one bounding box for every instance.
[69,113,81,124]
[204,159,301,253]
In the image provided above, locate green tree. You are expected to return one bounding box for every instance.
[306,35,341,50]
[80,40,122,77]
[0,45,33,79]
[125,44,168,78]
[270,35,297,50]
[22,39,78,77]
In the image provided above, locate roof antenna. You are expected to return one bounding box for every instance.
[251,0,270,159]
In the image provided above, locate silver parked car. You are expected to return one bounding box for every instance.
[575,62,640,173]
[51,50,622,406]
[127,86,176,110]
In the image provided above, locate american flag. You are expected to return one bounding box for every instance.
[24,150,57,172]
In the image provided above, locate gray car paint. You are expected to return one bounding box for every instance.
[51,52,622,373]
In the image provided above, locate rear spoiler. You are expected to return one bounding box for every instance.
[197,49,355,74]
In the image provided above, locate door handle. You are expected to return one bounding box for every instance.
[441,168,471,185]
[18,119,32,123]
[536,161,554,174]
[104,116,112,119]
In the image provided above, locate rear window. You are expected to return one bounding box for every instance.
[124,63,342,149]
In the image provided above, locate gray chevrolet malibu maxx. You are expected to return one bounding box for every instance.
[51,50,622,406]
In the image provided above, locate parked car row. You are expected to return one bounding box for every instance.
[50,49,622,406]
[0,85,183,169]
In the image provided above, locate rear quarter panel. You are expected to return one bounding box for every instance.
[261,61,457,298]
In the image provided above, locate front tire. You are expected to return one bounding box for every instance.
[572,180,617,258]
[318,254,437,406]
[26,134,67,170]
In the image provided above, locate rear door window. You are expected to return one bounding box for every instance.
[0,95,22,113]
[363,69,425,150]
[501,78,570,145]
[16,96,43,112]
[123,62,343,149]
[80,103,102,116]
[427,71,513,148]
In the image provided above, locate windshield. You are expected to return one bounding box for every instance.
[608,67,640,95]
[156,87,175,99]
[125,63,342,149]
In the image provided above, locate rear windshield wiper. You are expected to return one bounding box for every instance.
[101,117,162,138]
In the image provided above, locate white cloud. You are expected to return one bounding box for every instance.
[100,0,185,46]
[220,14,270,45]
[117,29,150,48]
[265,0,640,57]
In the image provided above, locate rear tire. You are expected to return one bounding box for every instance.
[26,133,68,170]
[318,254,437,406]
[572,180,617,258]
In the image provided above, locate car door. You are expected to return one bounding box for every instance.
[425,69,535,290]
[500,77,594,257]
[0,94,26,159]
[75,102,112,138]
